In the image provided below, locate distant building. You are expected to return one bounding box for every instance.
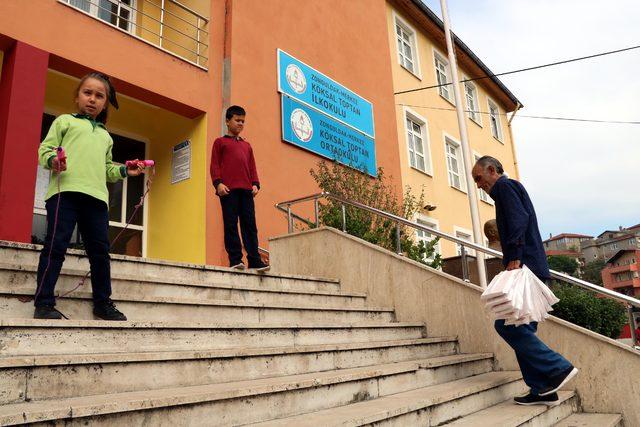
[543,233,592,253]
[601,249,640,298]
[581,227,640,263]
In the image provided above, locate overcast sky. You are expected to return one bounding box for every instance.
[419,0,640,238]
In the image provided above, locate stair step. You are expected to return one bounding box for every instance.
[0,263,361,305]
[0,290,393,323]
[0,367,521,426]
[246,371,525,427]
[0,319,426,356]
[445,391,576,426]
[0,243,342,292]
[555,413,623,427]
[0,338,470,404]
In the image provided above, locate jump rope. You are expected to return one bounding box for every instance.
[34,144,155,318]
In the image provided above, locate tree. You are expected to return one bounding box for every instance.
[309,161,441,269]
[547,255,579,276]
[581,259,606,285]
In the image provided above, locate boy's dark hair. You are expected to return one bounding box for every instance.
[75,72,119,124]
[226,105,246,120]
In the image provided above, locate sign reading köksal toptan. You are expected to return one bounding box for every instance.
[277,49,376,176]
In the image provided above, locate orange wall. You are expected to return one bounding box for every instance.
[205,0,403,265]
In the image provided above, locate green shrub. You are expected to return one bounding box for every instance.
[550,283,627,338]
[309,161,441,269]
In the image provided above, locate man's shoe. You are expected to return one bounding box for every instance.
[34,305,63,320]
[538,367,579,396]
[251,263,270,273]
[231,263,246,270]
[93,300,127,321]
[514,391,559,406]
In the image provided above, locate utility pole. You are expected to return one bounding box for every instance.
[439,0,488,287]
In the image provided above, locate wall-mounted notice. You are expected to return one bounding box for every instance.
[282,96,377,177]
[171,140,191,184]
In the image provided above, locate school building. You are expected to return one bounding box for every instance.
[0,0,521,266]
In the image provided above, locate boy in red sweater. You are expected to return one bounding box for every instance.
[210,106,269,271]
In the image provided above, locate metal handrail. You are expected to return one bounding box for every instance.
[275,192,640,312]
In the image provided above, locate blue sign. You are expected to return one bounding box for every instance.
[282,96,377,177]
[277,49,375,138]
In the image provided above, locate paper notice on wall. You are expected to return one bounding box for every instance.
[171,140,191,184]
[34,165,51,210]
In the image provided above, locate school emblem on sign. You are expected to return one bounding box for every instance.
[285,64,307,94]
[290,108,313,142]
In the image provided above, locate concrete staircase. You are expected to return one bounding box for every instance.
[0,242,623,426]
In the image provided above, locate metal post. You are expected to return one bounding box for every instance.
[159,0,165,48]
[628,305,638,347]
[341,204,347,232]
[396,223,402,255]
[286,205,293,233]
[196,17,201,66]
[439,0,487,288]
[314,198,320,228]
[460,245,469,282]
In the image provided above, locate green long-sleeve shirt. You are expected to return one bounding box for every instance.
[38,114,127,205]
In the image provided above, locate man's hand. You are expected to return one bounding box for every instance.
[252,185,259,197]
[216,183,230,196]
[506,260,522,270]
[51,156,67,172]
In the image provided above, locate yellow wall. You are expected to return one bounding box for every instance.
[42,70,206,264]
[387,4,519,257]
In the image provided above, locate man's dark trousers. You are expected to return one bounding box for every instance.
[219,189,261,267]
[36,192,112,307]
[494,281,572,395]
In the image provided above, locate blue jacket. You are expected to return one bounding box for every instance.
[490,175,550,280]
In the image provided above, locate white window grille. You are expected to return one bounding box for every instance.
[464,81,481,124]
[415,217,440,263]
[405,116,430,173]
[488,99,503,141]
[395,22,415,73]
[445,138,464,191]
[434,54,453,102]
[455,227,474,256]
[474,154,492,203]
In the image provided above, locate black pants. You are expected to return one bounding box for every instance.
[219,189,261,267]
[35,192,112,307]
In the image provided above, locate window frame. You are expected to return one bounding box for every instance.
[463,77,482,126]
[473,152,493,205]
[403,107,433,175]
[444,134,466,193]
[393,13,422,79]
[433,49,455,104]
[487,97,504,143]
[415,215,440,264]
[454,225,475,256]
[65,0,137,34]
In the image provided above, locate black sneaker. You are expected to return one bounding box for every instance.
[538,367,579,396]
[514,391,559,406]
[34,305,63,320]
[249,262,270,273]
[93,300,127,321]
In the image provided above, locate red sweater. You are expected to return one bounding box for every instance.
[210,135,260,192]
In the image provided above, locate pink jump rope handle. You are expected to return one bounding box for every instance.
[56,146,66,161]
[126,160,155,168]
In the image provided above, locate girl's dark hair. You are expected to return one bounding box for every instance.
[226,105,246,120]
[75,72,119,124]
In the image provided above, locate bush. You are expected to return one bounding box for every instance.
[547,255,579,276]
[550,283,627,338]
[309,161,441,269]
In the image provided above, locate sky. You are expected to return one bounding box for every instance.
[419,0,640,239]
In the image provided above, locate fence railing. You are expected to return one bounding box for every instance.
[60,0,209,68]
[275,192,640,348]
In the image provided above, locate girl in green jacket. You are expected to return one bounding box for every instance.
[35,72,146,320]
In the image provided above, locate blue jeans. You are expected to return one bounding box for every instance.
[494,319,573,395]
[35,192,112,307]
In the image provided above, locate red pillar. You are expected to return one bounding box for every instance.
[0,41,49,243]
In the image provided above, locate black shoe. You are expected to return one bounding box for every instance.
[249,262,270,272]
[34,305,63,320]
[538,367,579,396]
[514,391,559,406]
[93,300,127,321]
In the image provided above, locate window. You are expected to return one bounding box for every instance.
[487,99,503,141]
[474,153,492,204]
[464,81,481,124]
[434,53,453,102]
[66,0,136,33]
[445,138,465,191]
[455,227,474,256]
[415,216,440,263]
[405,111,431,174]
[395,19,417,75]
